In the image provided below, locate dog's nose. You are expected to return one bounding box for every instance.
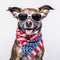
[26,21,32,27]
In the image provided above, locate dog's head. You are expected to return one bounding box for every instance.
[8,5,54,35]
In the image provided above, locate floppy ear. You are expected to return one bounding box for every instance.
[39,5,54,18]
[7,7,21,18]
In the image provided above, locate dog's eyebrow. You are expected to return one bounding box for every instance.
[22,8,39,13]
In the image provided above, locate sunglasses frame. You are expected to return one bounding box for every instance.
[17,13,42,21]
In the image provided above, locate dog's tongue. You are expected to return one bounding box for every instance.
[25,30,33,35]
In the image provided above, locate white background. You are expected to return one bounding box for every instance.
[0,0,60,60]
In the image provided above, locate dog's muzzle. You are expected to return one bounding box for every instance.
[24,20,34,30]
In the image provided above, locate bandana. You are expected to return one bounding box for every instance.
[16,29,43,59]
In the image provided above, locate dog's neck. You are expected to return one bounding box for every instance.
[16,28,42,44]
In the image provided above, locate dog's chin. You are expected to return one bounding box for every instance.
[25,30,33,35]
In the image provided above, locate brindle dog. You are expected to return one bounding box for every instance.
[7,5,53,60]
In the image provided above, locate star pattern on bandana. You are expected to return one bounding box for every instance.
[22,34,42,56]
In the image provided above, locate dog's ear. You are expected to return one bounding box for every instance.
[7,7,21,18]
[39,5,54,18]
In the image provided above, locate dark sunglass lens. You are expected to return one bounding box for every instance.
[18,14,27,21]
[32,14,41,21]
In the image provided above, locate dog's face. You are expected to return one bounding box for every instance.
[8,5,53,35]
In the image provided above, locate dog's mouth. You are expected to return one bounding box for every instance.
[24,28,33,35]
[25,29,33,35]
[24,26,37,35]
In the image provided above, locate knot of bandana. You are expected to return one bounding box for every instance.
[16,29,43,59]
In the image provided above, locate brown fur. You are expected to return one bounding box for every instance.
[10,40,18,60]
[22,8,39,13]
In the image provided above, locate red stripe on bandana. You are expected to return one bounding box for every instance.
[29,53,34,59]
[34,48,39,54]
[17,40,27,44]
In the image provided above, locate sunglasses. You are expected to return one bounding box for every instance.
[18,13,42,21]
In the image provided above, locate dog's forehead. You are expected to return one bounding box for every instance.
[21,8,39,14]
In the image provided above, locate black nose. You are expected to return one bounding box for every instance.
[26,21,32,27]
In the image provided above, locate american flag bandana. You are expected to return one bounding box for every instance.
[16,29,43,59]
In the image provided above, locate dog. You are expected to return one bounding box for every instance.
[7,5,53,60]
